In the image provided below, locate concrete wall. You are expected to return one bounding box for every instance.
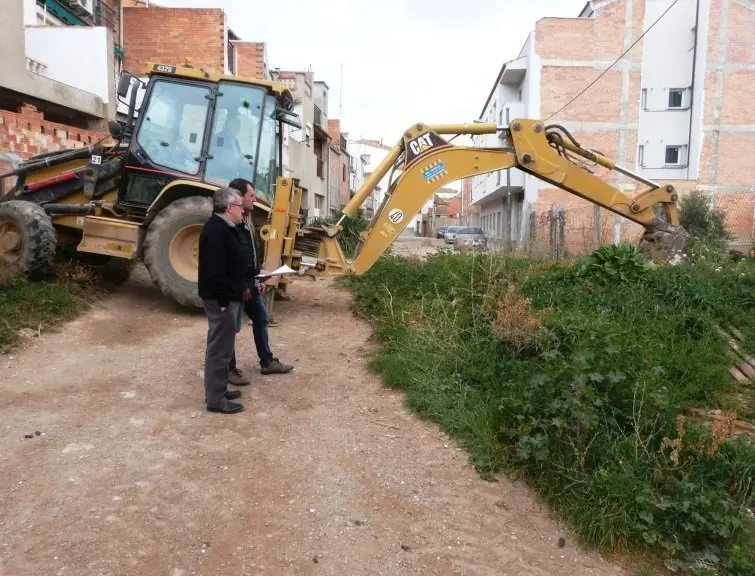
[636,0,702,180]
[25,25,113,107]
[0,0,109,121]
[275,70,324,219]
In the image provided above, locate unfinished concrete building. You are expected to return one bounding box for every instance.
[471,0,754,254]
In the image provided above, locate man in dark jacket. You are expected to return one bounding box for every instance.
[226,178,293,386]
[197,186,248,414]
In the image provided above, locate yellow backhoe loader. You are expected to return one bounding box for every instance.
[266,121,690,285]
[0,62,689,311]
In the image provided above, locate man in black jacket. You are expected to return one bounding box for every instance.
[197,186,248,414]
[226,178,293,386]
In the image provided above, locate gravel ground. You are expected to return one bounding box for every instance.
[0,265,627,576]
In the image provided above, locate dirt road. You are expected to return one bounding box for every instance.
[0,266,626,576]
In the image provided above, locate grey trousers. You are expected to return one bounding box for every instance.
[202,299,241,408]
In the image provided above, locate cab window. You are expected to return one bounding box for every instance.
[205,82,265,187]
[253,95,278,204]
[135,80,211,175]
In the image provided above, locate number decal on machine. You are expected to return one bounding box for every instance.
[153,64,176,74]
[91,155,102,165]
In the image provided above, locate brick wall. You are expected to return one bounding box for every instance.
[234,42,266,79]
[0,104,107,193]
[532,0,754,254]
[700,0,755,250]
[123,7,225,75]
[327,119,350,207]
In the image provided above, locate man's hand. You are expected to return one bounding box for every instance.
[243,288,252,302]
[257,283,266,295]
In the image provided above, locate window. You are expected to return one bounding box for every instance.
[205,82,266,187]
[637,144,644,167]
[314,195,324,211]
[343,164,347,182]
[253,95,277,204]
[641,89,648,110]
[135,80,211,175]
[665,145,686,165]
[668,89,684,108]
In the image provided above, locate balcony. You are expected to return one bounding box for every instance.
[25,24,112,106]
[36,0,118,33]
[314,104,322,128]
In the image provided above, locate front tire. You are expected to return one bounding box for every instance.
[0,200,56,278]
[143,196,212,308]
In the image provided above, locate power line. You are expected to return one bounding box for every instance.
[545,0,680,121]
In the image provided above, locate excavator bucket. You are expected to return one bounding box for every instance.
[637,224,692,262]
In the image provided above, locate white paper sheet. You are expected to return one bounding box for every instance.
[256,265,297,278]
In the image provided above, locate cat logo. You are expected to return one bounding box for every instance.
[408,133,434,157]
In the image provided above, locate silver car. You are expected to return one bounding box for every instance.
[444,226,461,244]
[453,227,488,251]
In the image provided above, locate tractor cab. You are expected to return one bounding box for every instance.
[113,62,301,215]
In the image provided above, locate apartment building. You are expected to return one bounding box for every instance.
[0,0,122,191]
[272,69,331,220]
[471,0,755,253]
[328,119,351,213]
[345,137,392,219]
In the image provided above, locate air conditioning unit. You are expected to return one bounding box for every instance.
[70,0,94,17]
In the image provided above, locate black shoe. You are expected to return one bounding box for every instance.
[207,400,244,414]
[224,389,241,400]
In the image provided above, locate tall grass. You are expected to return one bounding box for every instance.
[346,248,755,575]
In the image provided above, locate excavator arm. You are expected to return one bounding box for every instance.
[267,118,689,282]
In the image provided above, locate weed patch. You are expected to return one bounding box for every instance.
[347,249,755,575]
[0,254,132,352]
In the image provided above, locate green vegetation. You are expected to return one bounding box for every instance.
[680,190,733,254]
[0,253,132,352]
[309,207,371,257]
[345,244,755,575]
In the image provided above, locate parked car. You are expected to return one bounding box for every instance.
[443,226,461,244]
[436,226,449,239]
[453,227,488,251]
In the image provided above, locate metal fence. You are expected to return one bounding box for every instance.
[461,200,754,259]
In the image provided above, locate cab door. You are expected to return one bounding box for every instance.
[118,77,215,215]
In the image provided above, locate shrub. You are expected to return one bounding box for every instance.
[680,190,733,253]
[574,243,655,284]
[347,250,755,574]
[309,206,371,257]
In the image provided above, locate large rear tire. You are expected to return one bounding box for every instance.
[0,200,56,279]
[143,196,212,308]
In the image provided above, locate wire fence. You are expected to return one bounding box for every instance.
[461,199,755,260]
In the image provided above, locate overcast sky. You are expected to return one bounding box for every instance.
[153,0,588,142]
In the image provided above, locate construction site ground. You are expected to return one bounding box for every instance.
[0,264,627,576]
